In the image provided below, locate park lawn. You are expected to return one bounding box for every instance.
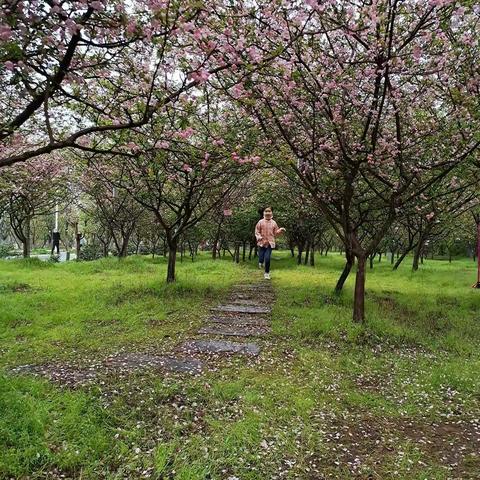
[0,252,479,479]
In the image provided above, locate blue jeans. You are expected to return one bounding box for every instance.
[259,246,272,273]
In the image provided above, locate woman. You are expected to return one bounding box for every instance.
[255,207,286,279]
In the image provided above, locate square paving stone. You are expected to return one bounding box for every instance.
[228,298,267,306]
[208,315,271,327]
[104,353,203,374]
[198,324,269,337]
[11,363,98,387]
[181,339,261,356]
[212,305,271,314]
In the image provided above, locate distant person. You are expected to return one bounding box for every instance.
[51,230,60,255]
[255,207,285,279]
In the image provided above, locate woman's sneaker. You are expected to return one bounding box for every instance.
[264,273,271,280]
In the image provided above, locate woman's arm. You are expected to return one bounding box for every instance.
[274,221,286,236]
[255,220,263,241]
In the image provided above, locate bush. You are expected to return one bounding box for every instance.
[78,245,104,261]
[0,245,14,258]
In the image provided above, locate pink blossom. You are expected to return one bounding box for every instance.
[247,47,262,63]
[0,24,12,41]
[182,164,193,173]
[90,1,104,11]
[176,127,194,139]
[155,140,169,149]
[126,20,137,35]
[126,142,140,152]
[191,69,210,83]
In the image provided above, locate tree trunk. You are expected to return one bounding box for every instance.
[242,241,246,262]
[412,241,423,271]
[304,242,310,265]
[378,252,382,263]
[212,222,222,260]
[75,223,81,260]
[393,251,409,270]
[335,251,354,293]
[369,253,374,269]
[167,242,177,283]
[118,233,131,258]
[390,250,395,264]
[248,242,254,260]
[353,255,366,323]
[297,244,304,265]
[310,243,315,266]
[22,220,31,258]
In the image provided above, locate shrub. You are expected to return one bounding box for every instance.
[78,245,104,261]
[0,245,14,258]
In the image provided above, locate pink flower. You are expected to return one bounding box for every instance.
[182,164,193,173]
[176,127,194,139]
[4,61,14,71]
[91,1,104,11]
[247,47,262,63]
[126,142,140,152]
[180,22,195,33]
[65,19,80,35]
[426,212,435,221]
[154,140,169,149]
[126,20,137,35]
[0,24,12,41]
[191,69,210,84]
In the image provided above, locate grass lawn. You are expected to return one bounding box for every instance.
[0,252,479,479]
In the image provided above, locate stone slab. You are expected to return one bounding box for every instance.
[232,285,274,292]
[212,305,271,314]
[104,353,203,374]
[228,298,268,306]
[181,339,261,356]
[208,315,271,327]
[198,324,269,337]
[11,363,98,387]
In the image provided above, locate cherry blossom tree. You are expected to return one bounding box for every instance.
[81,93,256,282]
[79,166,145,258]
[216,0,480,322]
[0,156,69,257]
[0,0,295,169]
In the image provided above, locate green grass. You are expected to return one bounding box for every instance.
[0,252,479,479]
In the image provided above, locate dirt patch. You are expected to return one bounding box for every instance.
[322,413,480,477]
[0,282,33,293]
[353,373,389,393]
[9,318,32,328]
[11,352,204,388]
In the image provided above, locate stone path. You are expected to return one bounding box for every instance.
[11,280,273,387]
[179,281,273,357]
